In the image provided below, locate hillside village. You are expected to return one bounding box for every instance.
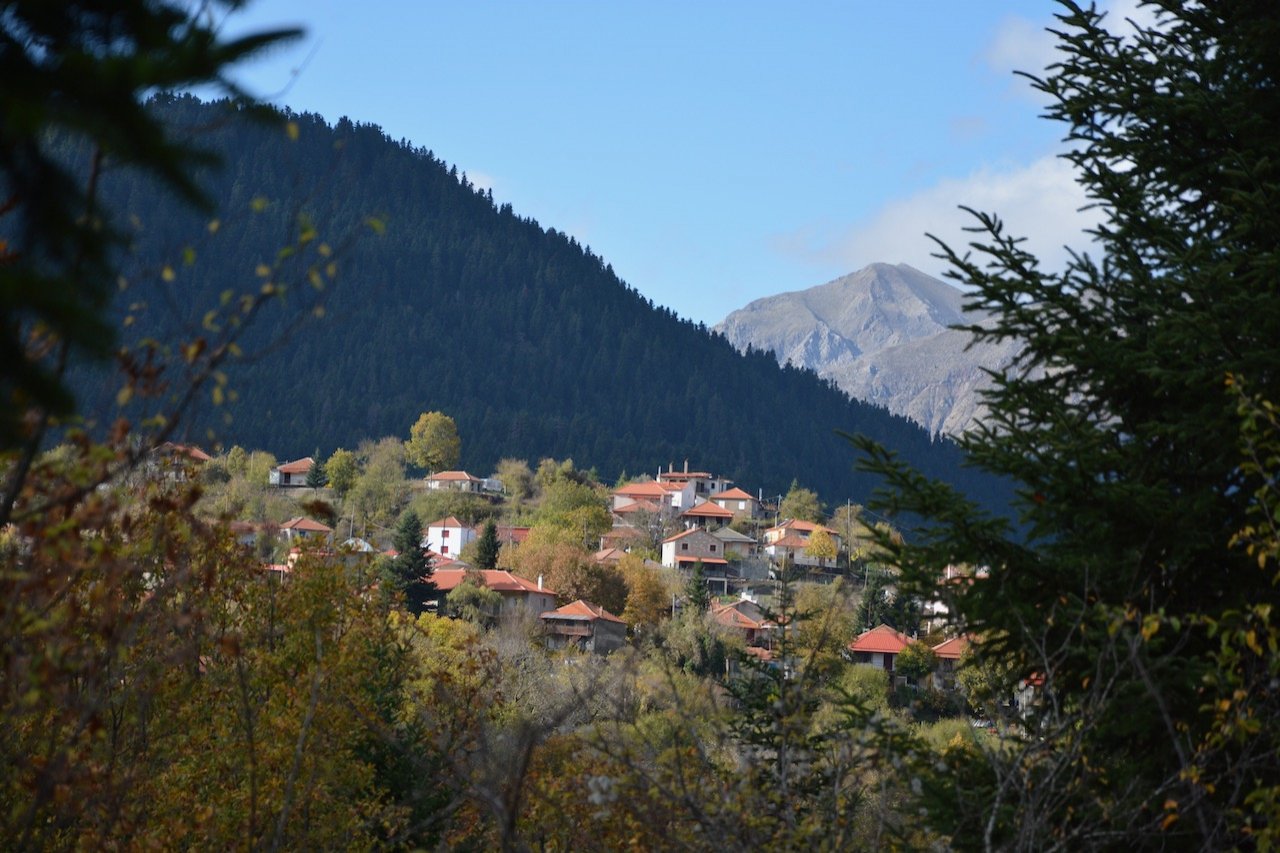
[159,427,1009,712]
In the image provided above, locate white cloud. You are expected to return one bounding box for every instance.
[983,1,1169,87]
[984,14,1059,79]
[787,155,1100,280]
[462,170,496,193]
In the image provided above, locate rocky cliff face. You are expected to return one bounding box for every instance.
[715,263,1022,436]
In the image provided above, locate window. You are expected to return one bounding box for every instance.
[441,545,449,554]
[442,529,450,538]
[681,543,688,551]
[710,544,717,552]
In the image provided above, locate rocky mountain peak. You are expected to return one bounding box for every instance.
[714,263,1020,436]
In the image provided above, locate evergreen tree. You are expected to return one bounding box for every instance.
[474,518,500,570]
[685,560,711,613]
[386,510,433,615]
[855,1,1280,845]
[305,449,328,488]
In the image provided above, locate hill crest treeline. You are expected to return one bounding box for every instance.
[77,94,1003,508]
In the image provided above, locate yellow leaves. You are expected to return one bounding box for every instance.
[1245,629,1262,655]
[207,218,220,234]
[365,215,386,235]
[250,196,269,212]
[255,263,271,278]
[161,265,175,282]
[116,386,132,407]
[286,121,299,141]
[1141,614,1161,642]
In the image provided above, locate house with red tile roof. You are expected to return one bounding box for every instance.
[847,624,913,674]
[711,599,774,646]
[660,528,729,570]
[269,457,314,487]
[762,519,843,569]
[661,528,732,595]
[600,525,647,549]
[680,499,735,530]
[425,516,475,558]
[278,516,333,545]
[430,568,558,616]
[710,487,760,519]
[612,497,663,518]
[612,480,690,511]
[541,599,628,654]
[931,635,970,690]
[655,462,733,500]
[425,470,484,493]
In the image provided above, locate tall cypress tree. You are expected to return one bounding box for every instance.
[386,510,433,615]
[685,560,711,613]
[474,518,500,570]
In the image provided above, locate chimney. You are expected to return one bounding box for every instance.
[684,459,688,473]
[537,574,543,590]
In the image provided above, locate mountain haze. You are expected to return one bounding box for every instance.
[715,264,1022,435]
[66,97,1008,509]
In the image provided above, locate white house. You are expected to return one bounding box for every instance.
[425,470,484,493]
[424,515,476,558]
[269,457,314,487]
[656,463,733,500]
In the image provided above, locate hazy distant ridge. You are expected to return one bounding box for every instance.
[715,263,1022,436]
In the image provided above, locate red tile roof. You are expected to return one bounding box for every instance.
[615,481,668,498]
[594,547,626,563]
[426,515,469,530]
[157,441,212,462]
[681,501,734,518]
[711,487,755,502]
[767,534,809,549]
[848,624,913,655]
[541,599,626,624]
[432,568,556,596]
[276,457,314,475]
[711,601,770,631]
[766,519,838,537]
[279,516,332,533]
[614,499,661,514]
[932,635,970,660]
[428,470,480,482]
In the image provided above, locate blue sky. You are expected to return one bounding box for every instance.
[218,1,1141,325]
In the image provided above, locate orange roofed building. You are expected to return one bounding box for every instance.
[430,568,558,617]
[269,457,314,487]
[541,600,628,654]
[847,624,913,674]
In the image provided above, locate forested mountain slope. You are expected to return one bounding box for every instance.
[74,95,1004,507]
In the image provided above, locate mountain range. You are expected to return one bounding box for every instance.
[62,96,1011,511]
[715,263,1022,436]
